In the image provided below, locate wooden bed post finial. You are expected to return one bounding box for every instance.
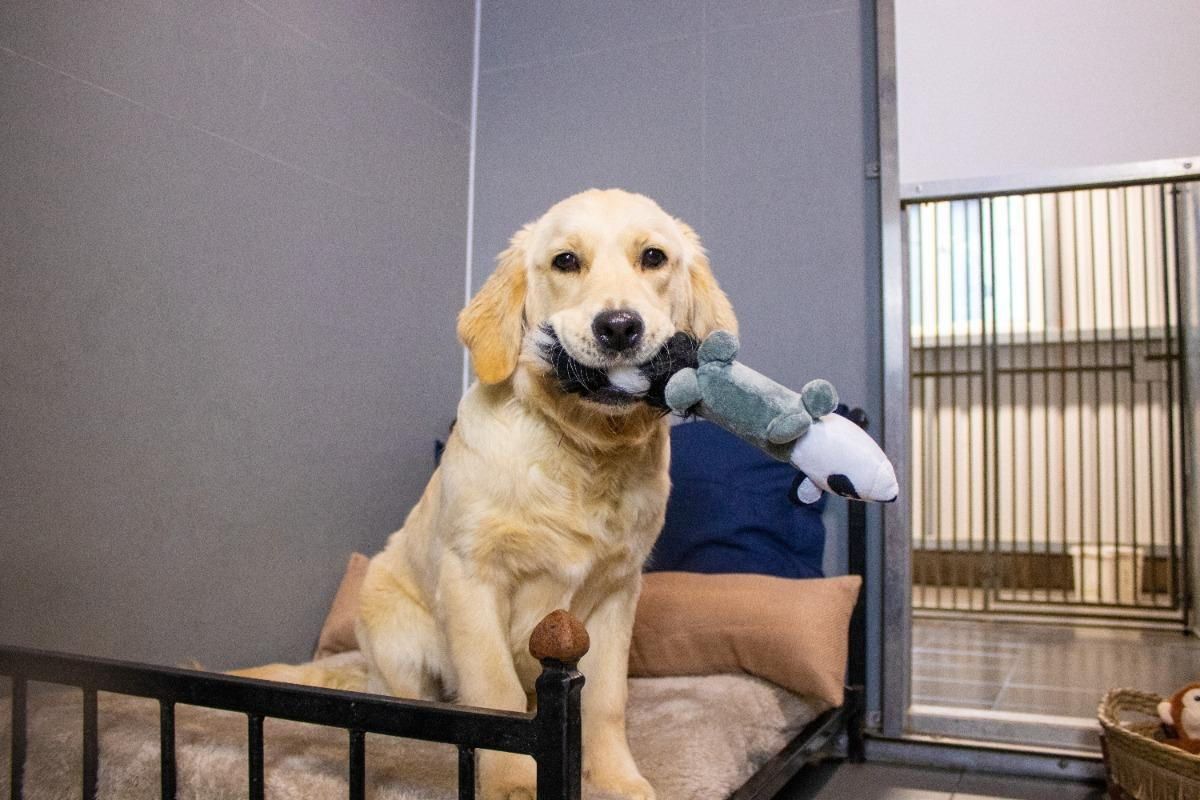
[529,610,590,665]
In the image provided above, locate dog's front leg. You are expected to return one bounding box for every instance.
[580,582,655,800]
[439,553,537,800]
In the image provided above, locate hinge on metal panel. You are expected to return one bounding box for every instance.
[865,161,881,178]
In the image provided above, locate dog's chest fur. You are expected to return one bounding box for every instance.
[449,400,670,583]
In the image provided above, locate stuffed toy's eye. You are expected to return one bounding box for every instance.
[552,252,580,272]
[641,248,667,269]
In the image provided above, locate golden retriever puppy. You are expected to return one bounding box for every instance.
[356,189,735,800]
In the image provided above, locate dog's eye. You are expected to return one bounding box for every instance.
[551,252,580,272]
[640,248,667,269]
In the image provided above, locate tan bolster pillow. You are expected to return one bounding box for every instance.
[628,571,861,708]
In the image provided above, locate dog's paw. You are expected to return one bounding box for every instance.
[588,771,657,800]
[480,786,534,800]
[478,752,536,800]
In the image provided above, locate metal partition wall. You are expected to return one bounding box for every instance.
[905,181,1191,624]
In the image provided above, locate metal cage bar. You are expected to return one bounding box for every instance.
[159,701,175,800]
[10,676,26,800]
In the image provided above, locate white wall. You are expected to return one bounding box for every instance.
[897,0,1200,185]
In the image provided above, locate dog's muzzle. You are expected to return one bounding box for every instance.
[536,326,699,409]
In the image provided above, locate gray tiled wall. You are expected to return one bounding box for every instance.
[0,1,474,668]
[473,0,881,415]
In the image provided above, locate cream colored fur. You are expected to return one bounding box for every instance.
[243,189,736,800]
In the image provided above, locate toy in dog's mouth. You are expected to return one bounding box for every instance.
[535,325,699,409]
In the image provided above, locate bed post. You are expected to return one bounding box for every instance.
[530,610,589,800]
[846,408,870,762]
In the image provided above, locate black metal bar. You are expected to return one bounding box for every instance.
[0,647,538,754]
[160,701,176,800]
[1127,186,1143,607]
[1032,196,1041,604]
[533,660,583,800]
[1039,192,1052,606]
[967,199,980,611]
[932,201,944,606]
[1073,191,1087,606]
[914,204,929,609]
[10,676,26,800]
[1144,185,1161,606]
[83,687,98,800]
[846,438,868,761]
[1008,197,1020,603]
[348,729,365,800]
[1170,184,1193,626]
[1107,188,1123,604]
[949,200,960,612]
[984,195,1003,614]
[913,362,1137,379]
[844,685,866,765]
[1056,190,1070,606]
[1161,183,1181,611]
[1089,190,1105,603]
[974,195,993,614]
[248,714,264,800]
[726,706,848,800]
[458,746,475,800]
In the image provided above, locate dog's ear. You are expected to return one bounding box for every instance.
[679,222,737,338]
[458,229,529,384]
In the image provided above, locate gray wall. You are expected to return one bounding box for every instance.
[0,0,884,681]
[0,1,474,669]
[473,0,881,420]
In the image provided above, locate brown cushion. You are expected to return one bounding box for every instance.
[628,572,860,707]
[313,555,860,708]
[313,553,370,659]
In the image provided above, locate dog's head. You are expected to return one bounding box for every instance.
[458,189,736,410]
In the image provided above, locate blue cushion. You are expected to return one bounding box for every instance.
[647,420,827,578]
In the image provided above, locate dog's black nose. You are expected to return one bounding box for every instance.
[592,310,644,353]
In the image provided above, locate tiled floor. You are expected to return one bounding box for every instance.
[776,762,1105,800]
[912,617,1200,718]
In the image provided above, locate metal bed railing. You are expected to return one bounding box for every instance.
[2,610,588,800]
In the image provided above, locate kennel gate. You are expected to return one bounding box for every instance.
[905,179,1192,624]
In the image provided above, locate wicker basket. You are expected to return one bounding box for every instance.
[1098,689,1200,800]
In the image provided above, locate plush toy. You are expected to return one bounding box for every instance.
[538,327,898,505]
[660,331,898,505]
[1158,682,1200,755]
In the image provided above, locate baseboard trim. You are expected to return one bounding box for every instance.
[863,734,1105,783]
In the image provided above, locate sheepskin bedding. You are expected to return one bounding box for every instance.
[1,658,826,800]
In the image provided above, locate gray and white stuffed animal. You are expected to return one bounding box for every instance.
[538,327,898,505]
[663,331,898,504]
